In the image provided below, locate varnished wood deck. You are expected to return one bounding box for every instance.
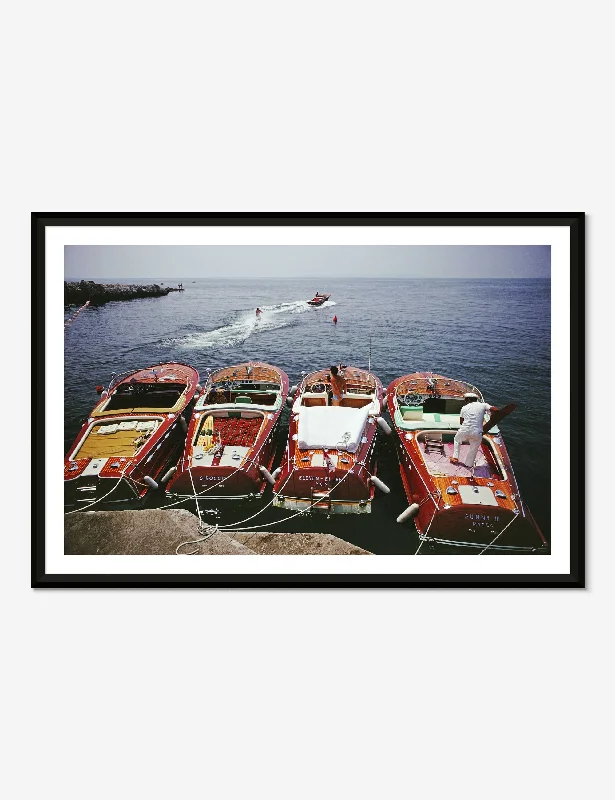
[394,372,482,400]
[211,363,282,384]
[74,424,157,459]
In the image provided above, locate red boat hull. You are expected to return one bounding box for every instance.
[307,294,331,306]
[388,372,547,551]
[166,362,289,500]
[273,366,384,514]
[64,363,199,508]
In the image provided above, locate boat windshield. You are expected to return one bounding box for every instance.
[105,383,186,411]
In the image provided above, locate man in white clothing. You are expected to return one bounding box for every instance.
[450,392,499,467]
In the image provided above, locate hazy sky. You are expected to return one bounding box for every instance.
[65,245,550,280]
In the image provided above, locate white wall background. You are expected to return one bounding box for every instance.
[1,2,608,799]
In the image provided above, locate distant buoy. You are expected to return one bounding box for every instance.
[397,503,420,523]
[179,416,188,433]
[376,417,392,435]
[259,466,276,485]
[143,475,159,491]
[369,475,390,494]
[160,466,177,485]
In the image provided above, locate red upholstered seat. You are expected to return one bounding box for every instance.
[212,416,261,448]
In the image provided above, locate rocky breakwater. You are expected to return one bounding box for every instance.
[65,280,177,306]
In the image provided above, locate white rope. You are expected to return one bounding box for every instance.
[216,467,298,530]
[174,432,298,553]
[478,513,519,555]
[175,527,218,555]
[414,503,438,555]
[64,465,132,514]
[172,453,297,552]
[157,458,243,508]
[221,468,354,533]
[187,463,204,530]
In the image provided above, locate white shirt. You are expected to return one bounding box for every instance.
[459,401,491,433]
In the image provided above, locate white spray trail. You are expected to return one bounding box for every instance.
[164,299,336,350]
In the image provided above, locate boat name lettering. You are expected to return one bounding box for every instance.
[465,514,500,522]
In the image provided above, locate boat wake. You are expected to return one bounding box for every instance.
[164,299,336,350]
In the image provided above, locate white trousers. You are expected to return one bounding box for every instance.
[453,428,483,466]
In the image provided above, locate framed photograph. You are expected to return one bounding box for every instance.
[33,212,584,587]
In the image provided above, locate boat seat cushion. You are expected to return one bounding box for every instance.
[301,392,328,407]
[401,405,423,420]
[339,394,372,409]
[297,405,370,453]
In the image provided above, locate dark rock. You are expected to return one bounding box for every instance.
[64,280,176,306]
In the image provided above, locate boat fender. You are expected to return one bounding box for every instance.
[271,467,282,480]
[160,466,177,485]
[196,383,203,393]
[179,415,188,433]
[376,417,392,435]
[369,475,390,494]
[259,465,276,485]
[289,384,299,395]
[397,503,420,524]
[286,396,294,407]
[143,475,159,491]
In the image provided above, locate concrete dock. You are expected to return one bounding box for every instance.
[64,509,371,555]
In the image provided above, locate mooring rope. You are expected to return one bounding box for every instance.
[414,503,438,555]
[175,465,356,553]
[478,513,519,555]
[220,468,354,533]
[64,464,131,514]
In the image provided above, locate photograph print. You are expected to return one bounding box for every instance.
[33,213,583,587]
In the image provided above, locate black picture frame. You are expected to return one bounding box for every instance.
[33,212,584,588]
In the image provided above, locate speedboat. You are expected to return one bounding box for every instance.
[64,363,200,507]
[387,372,547,551]
[273,366,389,514]
[165,362,289,500]
[307,293,331,306]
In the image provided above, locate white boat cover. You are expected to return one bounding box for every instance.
[297,406,370,453]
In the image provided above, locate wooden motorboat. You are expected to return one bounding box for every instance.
[273,366,388,514]
[64,363,199,507]
[165,362,289,500]
[387,372,548,551]
[307,293,331,306]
